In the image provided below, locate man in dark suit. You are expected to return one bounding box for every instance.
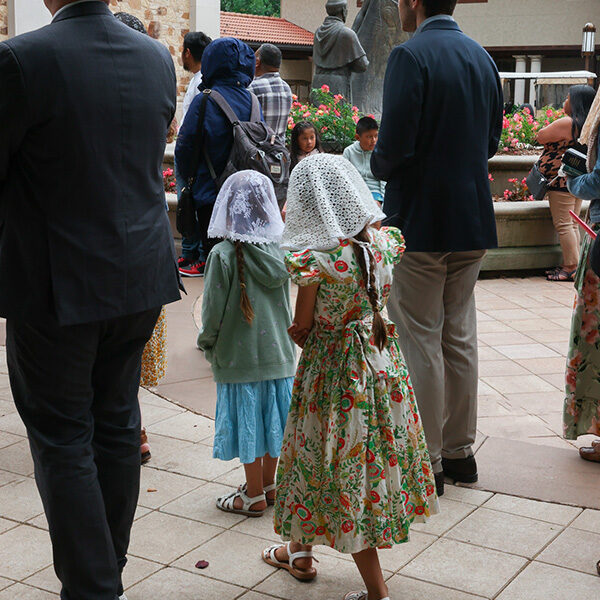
[0,1,181,598]
[372,0,503,497]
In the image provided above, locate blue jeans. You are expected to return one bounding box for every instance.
[175,160,204,261]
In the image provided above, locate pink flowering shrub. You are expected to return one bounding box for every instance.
[499,106,564,153]
[163,167,177,193]
[501,177,534,202]
[287,85,366,151]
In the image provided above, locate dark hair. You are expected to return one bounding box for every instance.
[352,227,387,351]
[356,116,378,136]
[234,242,254,325]
[257,43,282,69]
[114,12,147,34]
[568,85,597,142]
[183,31,213,62]
[290,121,322,170]
[422,0,458,18]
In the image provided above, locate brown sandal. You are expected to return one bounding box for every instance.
[546,268,576,282]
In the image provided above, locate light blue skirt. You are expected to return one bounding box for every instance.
[213,377,294,464]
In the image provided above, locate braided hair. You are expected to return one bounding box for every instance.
[352,227,387,351]
[234,241,255,325]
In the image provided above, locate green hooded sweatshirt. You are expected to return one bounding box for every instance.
[196,240,297,384]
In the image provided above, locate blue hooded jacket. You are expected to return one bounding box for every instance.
[175,38,256,207]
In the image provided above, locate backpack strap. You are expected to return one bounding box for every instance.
[207,89,240,124]
[187,89,211,186]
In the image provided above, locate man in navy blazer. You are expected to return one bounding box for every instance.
[372,0,503,496]
[0,1,180,598]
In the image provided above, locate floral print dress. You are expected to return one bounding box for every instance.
[274,227,438,554]
[564,228,600,438]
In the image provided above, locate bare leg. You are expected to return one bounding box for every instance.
[233,457,267,511]
[352,548,388,600]
[262,454,278,503]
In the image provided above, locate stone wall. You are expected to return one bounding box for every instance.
[0,0,8,42]
[109,0,192,98]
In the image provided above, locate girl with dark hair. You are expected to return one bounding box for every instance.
[263,154,438,600]
[536,84,596,281]
[290,121,322,171]
[197,171,296,517]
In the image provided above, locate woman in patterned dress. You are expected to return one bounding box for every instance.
[262,155,438,600]
[563,87,600,468]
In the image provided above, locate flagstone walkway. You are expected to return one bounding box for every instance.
[0,276,599,599]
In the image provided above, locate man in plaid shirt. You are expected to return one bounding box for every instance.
[249,44,293,145]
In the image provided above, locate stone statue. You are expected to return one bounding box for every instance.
[351,0,410,117]
[312,0,369,104]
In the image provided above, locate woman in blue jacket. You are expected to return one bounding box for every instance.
[175,37,256,277]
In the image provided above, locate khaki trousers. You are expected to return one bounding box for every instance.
[388,250,485,473]
[547,190,582,267]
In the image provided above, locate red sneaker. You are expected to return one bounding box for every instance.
[179,260,205,277]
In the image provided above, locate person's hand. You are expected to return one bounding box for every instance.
[281,202,287,223]
[288,322,310,348]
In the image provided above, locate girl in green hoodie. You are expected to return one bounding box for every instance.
[197,171,297,518]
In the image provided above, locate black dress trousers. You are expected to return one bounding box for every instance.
[6,307,161,600]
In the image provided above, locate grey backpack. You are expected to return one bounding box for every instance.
[202,89,290,192]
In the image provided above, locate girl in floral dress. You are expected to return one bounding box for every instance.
[262,154,438,600]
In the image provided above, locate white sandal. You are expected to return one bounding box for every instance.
[343,594,390,600]
[238,482,277,506]
[216,488,266,517]
[262,541,318,581]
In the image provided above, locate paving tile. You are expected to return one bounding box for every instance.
[229,510,281,542]
[155,377,218,420]
[494,344,560,360]
[477,415,554,439]
[524,435,577,450]
[536,527,600,575]
[400,537,527,598]
[504,318,558,332]
[478,347,506,361]
[539,373,565,390]
[0,412,27,437]
[480,309,538,322]
[0,579,11,593]
[161,481,247,528]
[138,467,204,509]
[0,518,17,535]
[482,374,556,394]
[473,438,600,509]
[497,561,600,600]
[125,567,244,600]
[172,530,276,588]
[504,392,565,414]
[442,485,493,506]
[147,410,214,443]
[524,329,570,344]
[375,531,438,573]
[138,389,186,411]
[477,396,518,418]
[570,508,600,533]
[478,361,530,377]
[151,442,238,482]
[0,468,23,488]
[128,511,223,564]
[386,574,488,600]
[139,433,195,469]
[0,584,56,599]
[514,357,566,375]
[140,402,184,427]
[0,439,34,476]
[0,399,16,417]
[0,431,21,449]
[411,498,476,536]
[477,321,515,334]
[256,553,370,600]
[0,477,44,521]
[0,525,53,580]
[445,507,562,558]
[211,464,246,487]
[478,332,536,346]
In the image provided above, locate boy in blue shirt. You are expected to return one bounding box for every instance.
[343,116,386,205]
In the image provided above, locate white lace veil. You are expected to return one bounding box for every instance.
[281,153,386,251]
[208,170,284,244]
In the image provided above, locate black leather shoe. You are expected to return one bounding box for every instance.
[442,456,478,484]
[434,472,444,497]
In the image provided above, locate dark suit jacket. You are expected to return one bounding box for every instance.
[0,1,181,326]
[371,18,503,253]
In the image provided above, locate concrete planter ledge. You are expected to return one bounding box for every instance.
[488,154,540,169]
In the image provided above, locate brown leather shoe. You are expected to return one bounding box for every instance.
[579,439,600,462]
[140,427,151,464]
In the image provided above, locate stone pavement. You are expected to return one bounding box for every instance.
[0,276,599,598]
